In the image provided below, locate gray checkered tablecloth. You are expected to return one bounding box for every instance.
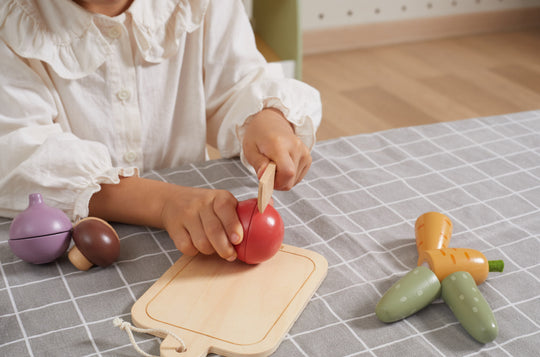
[1,111,539,356]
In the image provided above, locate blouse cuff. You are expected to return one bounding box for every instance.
[231,79,321,173]
[73,166,139,221]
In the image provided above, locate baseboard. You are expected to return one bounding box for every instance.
[303,7,540,54]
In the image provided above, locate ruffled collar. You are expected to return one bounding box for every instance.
[0,0,209,79]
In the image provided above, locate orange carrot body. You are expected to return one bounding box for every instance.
[415,212,452,266]
[423,248,492,284]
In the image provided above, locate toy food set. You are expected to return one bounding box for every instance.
[8,193,119,269]
[376,212,504,344]
[9,163,279,269]
[117,162,327,356]
[9,164,328,356]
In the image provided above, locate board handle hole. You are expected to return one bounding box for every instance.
[175,346,187,353]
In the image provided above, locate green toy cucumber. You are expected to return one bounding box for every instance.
[376,266,442,323]
[441,271,498,344]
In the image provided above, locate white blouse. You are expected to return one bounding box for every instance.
[0,0,322,220]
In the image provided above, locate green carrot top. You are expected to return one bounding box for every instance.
[488,260,504,273]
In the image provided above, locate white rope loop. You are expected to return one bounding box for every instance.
[113,317,186,356]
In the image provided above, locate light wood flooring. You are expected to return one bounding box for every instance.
[302,28,540,142]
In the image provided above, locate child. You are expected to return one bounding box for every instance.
[0,0,321,262]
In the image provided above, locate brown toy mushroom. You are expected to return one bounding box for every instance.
[68,217,120,271]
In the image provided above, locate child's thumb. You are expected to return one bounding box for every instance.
[242,143,271,178]
[254,157,271,180]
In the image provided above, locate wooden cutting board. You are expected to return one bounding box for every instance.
[131,244,328,357]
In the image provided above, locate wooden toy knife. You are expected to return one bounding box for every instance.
[257,162,276,213]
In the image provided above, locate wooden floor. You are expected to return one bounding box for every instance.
[302,28,540,141]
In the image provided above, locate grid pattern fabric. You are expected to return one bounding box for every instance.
[1,111,539,356]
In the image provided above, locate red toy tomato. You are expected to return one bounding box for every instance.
[235,198,284,264]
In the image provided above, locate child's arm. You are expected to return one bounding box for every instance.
[242,108,312,191]
[89,176,243,261]
[202,0,322,179]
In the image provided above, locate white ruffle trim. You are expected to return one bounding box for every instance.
[0,0,110,79]
[131,0,209,63]
[0,0,208,79]
[73,166,139,221]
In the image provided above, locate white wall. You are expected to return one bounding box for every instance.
[300,0,540,30]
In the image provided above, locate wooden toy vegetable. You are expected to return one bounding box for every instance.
[422,248,504,285]
[376,212,505,343]
[8,193,72,264]
[441,271,498,344]
[376,266,441,323]
[415,212,453,266]
[68,217,121,271]
[235,198,284,264]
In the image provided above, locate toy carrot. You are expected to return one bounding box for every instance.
[442,271,498,343]
[415,212,453,266]
[422,248,504,285]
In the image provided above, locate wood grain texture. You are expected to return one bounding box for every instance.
[302,29,540,141]
[207,30,540,158]
[132,245,328,357]
[258,162,276,213]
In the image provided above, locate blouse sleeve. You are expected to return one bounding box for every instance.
[0,40,137,220]
[202,0,322,164]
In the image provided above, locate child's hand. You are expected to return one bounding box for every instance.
[89,177,243,261]
[160,186,243,261]
[242,108,312,190]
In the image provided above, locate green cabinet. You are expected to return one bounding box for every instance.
[253,0,302,79]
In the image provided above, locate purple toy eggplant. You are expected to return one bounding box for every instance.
[8,193,72,264]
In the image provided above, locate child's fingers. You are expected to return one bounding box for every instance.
[273,140,309,190]
[197,192,240,261]
[295,156,312,186]
[242,123,311,190]
[169,227,199,257]
[243,141,269,178]
[212,191,243,244]
[161,187,242,261]
[186,216,215,255]
[276,136,312,190]
[214,202,243,246]
[200,206,237,261]
[274,155,296,190]
[256,161,270,180]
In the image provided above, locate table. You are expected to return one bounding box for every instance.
[1,111,539,356]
